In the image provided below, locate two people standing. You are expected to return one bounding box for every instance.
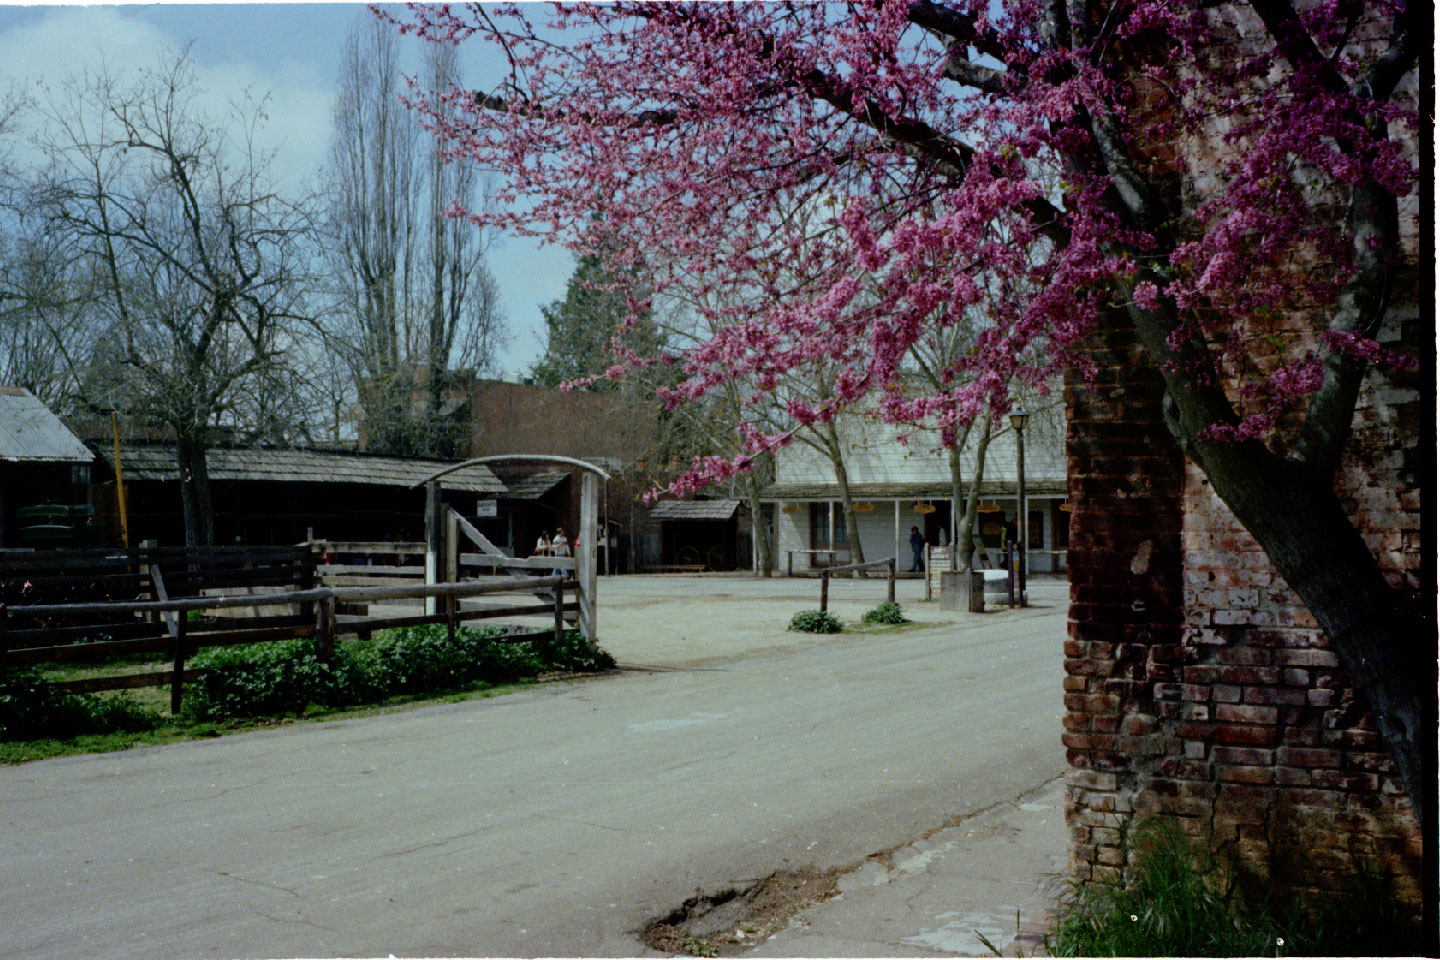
[533,528,571,579]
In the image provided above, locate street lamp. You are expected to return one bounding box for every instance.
[1009,408,1029,608]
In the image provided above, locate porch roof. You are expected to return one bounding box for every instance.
[759,479,1067,502]
[651,498,741,521]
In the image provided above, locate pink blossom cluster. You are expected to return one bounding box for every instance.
[387,1,1417,493]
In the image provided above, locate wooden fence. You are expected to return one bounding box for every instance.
[817,557,897,613]
[0,544,317,640]
[1,577,576,714]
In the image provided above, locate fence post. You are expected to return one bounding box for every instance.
[299,542,318,626]
[424,480,442,617]
[170,612,187,715]
[553,580,565,645]
[925,545,932,601]
[446,511,460,586]
[887,558,896,604]
[578,472,598,644]
[315,592,335,660]
[446,591,457,645]
[787,551,793,578]
[820,569,830,613]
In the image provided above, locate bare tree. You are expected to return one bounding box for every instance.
[324,19,505,458]
[28,51,315,546]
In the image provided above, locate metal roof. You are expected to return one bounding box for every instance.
[102,445,504,494]
[0,387,93,464]
[651,499,742,521]
[498,471,569,500]
[759,479,1067,501]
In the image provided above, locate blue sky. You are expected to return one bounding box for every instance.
[0,3,572,377]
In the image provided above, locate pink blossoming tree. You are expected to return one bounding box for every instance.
[391,1,1425,836]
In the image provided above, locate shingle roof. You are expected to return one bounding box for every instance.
[651,499,741,520]
[102,445,504,494]
[759,479,1067,501]
[499,471,568,500]
[0,387,93,464]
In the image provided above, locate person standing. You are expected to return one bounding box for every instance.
[909,526,925,573]
[551,527,571,579]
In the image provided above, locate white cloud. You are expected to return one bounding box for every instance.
[0,7,332,188]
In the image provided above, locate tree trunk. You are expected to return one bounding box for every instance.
[951,413,992,573]
[742,472,773,577]
[820,424,865,570]
[175,432,214,548]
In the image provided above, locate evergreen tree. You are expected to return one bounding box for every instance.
[531,253,662,391]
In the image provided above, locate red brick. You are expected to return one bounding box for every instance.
[1218,665,1281,685]
[1215,703,1278,725]
[1216,647,1273,666]
[1211,683,1242,702]
[1277,746,1341,768]
[1183,665,1224,684]
[1212,745,1274,765]
[1275,649,1341,668]
[1244,686,1308,706]
[1125,714,1160,735]
[1221,765,1274,784]
[1215,725,1277,746]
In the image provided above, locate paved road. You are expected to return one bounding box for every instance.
[2,578,1067,959]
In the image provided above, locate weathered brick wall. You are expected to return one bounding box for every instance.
[1063,308,1186,880]
[1063,0,1422,913]
[1064,304,1422,907]
[1064,302,1423,908]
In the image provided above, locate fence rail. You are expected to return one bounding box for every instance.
[818,558,897,613]
[1,577,574,714]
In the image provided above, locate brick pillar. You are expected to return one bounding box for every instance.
[1063,309,1185,880]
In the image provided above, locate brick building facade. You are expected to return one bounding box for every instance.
[1062,2,1423,917]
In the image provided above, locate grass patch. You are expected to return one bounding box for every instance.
[1047,819,1417,957]
[3,624,614,763]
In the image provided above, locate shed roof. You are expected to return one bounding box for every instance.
[103,445,504,494]
[498,471,568,500]
[0,387,93,464]
[651,499,742,521]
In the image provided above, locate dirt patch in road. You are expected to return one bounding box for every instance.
[641,867,842,956]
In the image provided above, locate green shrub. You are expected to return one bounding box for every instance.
[861,601,905,624]
[1047,819,1417,957]
[1,667,158,741]
[185,639,348,720]
[788,610,841,634]
[531,629,616,673]
[184,624,615,723]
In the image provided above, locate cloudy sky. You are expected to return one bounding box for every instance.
[0,3,572,377]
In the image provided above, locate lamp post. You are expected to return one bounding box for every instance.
[1010,408,1029,608]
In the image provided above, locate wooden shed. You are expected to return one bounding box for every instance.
[650,498,747,571]
[97,444,505,546]
[0,387,97,548]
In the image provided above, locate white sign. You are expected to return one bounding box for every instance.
[475,499,498,518]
